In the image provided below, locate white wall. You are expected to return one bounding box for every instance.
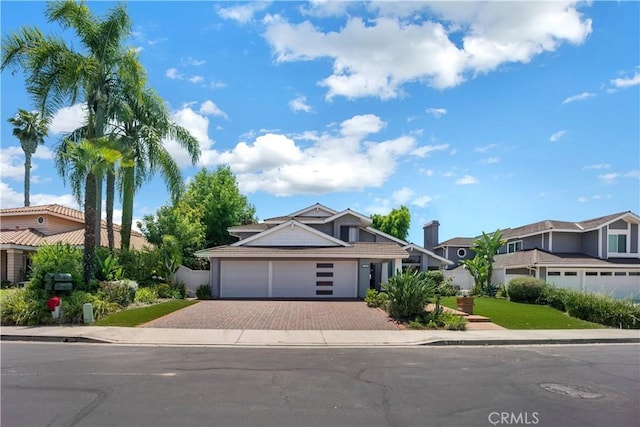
[175,265,210,297]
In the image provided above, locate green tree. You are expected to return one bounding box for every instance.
[59,138,126,283]
[371,205,411,241]
[114,83,200,251]
[182,166,257,247]
[7,109,49,207]
[2,0,138,266]
[463,229,506,294]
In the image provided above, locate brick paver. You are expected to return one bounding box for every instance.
[143,300,400,330]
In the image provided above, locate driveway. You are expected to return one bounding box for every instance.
[143,300,400,330]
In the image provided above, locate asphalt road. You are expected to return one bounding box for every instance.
[1,343,638,427]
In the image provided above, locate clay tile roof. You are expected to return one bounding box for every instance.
[0,204,84,221]
[0,228,46,246]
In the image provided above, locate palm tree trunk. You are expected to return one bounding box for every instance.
[84,172,97,284]
[120,166,135,250]
[106,171,115,252]
[23,152,31,207]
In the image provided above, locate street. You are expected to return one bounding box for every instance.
[1,343,638,427]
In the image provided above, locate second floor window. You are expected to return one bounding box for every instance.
[507,240,523,253]
[608,234,627,253]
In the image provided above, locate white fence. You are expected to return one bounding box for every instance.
[175,265,210,297]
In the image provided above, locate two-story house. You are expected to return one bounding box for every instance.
[0,204,149,284]
[427,211,640,300]
[195,203,452,299]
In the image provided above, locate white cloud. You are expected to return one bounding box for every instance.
[199,100,229,120]
[611,72,640,88]
[264,2,592,99]
[182,57,206,66]
[207,81,227,89]
[598,173,619,184]
[411,144,449,157]
[420,168,434,177]
[0,181,79,209]
[475,143,497,153]
[300,1,349,17]
[289,95,312,113]
[211,114,427,196]
[562,91,596,104]
[166,68,183,80]
[218,2,270,24]
[583,163,610,170]
[189,76,204,84]
[577,196,589,203]
[167,105,216,167]
[624,170,640,179]
[550,130,568,142]
[412,195,433,208]
[49,104,88,135]
[483,156,500,164]
[455,175,478,185]
[426,107,447,118]
[392,187,414,205]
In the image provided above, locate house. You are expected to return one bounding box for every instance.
[195,203,452,299]
[428,211,640,300]
[0,204,149,284]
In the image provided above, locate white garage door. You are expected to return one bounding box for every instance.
[546,271,582,291]
[584,271,640,300]
[272,261,357,298]
[220,261,269,298]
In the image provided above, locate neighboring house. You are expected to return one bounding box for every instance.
[431,211,640,300]
[0,204,148,284]
[195,203,452,299]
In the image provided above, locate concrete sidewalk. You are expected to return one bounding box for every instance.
[2,325,639,347]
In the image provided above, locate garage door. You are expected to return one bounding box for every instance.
[546,271,582,291]
[220,261,269,298]
[220,260,358,298]
[272,261,357,298]
[584,271,640,300]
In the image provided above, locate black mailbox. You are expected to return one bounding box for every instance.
[44,273,73,291]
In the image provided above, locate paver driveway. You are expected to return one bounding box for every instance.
[143,300,400,330]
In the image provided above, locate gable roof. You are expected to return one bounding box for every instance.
[435,237,475,248]
[402,243,454,265]
[493,248,640,268]
[196,242,409,259]
[231,220,349,247]
[0,204,84,222]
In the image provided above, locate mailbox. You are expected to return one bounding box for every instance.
[44,273,73,291]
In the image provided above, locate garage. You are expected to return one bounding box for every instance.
[584,271,640,300]
[220,260,358,299]
[546,270,582,292]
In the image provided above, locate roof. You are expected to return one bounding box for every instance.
[493,249,640,268]
[438,211,639,246]
[402,243,454,265]
[0,204,149,250]
[0,204,84,222]
[196,242,410,259]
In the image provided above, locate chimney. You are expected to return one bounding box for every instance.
[423,220,439,250]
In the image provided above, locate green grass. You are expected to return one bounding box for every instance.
[93,300,198,327]
[441,297,604,329]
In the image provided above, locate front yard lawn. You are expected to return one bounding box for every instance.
[93,299,198,327]
[440,297,604,329]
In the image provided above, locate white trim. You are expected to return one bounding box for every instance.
[457,248,467,258]
[507,240,523,253]
[325,209,373,226]
[231,220,350,247]
[607,222,633,257]
[287,203,337,217]
[365,226,408,246]
[598,228,602,258]
[402,243,454,265]
[549,232,553,252]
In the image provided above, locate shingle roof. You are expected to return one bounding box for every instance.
[435,237,475,248]
[196,242,409,259]
[494,249,640,268]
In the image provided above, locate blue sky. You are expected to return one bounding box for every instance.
[1,1,639,245]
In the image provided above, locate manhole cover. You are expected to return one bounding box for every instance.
[539,383,603,399]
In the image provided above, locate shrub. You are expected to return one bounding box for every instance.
[383,271,435,319]
[507,277,548,303]
[134,287,158,304]
[171,282,187,299]
[409,310,467,330]
[496,284,508,299]
[0,287,50,325]
[98,280,136,307]
[96,251,124,281]
[364,289,389,308]
[91,297,121,320]
[60,291,94,324]
[444,314,467,331]
[119,248,163,287]
[29,243,83,290]
[438,281,460,297]
[196,284,212,300]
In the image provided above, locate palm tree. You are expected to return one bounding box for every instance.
[2,0,138,278]
[112,85,200,250]
[58,138,126,283]
[7,109,49,206]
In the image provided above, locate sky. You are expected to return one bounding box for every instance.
[1,1,639,245]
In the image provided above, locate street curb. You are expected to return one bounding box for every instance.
[1,335,110,344]
[420,338,640,346]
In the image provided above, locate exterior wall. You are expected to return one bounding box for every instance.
[423,221,439,250]
[631,224,639,254]
[1,214,81,236]
[443,268,474,290]
[357,259,373,298]
[308,223,333,236]
[5,249,26,283]
[442,246,473,266]
[358,229,376,242]
[372,233,396,244]
[1,250,6,281]
[332,214,362,240]
[609,219,628,230]
[210,258,220,298]
[245,225,338,246]
[581,230,599,258]
[551,232,581,253]
[233,232,260,241]
[602,228,608,259]
[522,235,542,250]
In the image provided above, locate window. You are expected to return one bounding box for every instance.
[548,272,561,276]
[339,226,358,242]
[608,234,627,253]
[564,272,577,276]
[600,272,612,276]
[316,290,333,295]
[316,281,333,286]
[457,248,467,258]
[316,263,333,269]
[629,272,640,277]
[316,272,333,277]
[507,241,523,253]
[586,272,597,276]
[37,216,45,224]
[614,272,626,277]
